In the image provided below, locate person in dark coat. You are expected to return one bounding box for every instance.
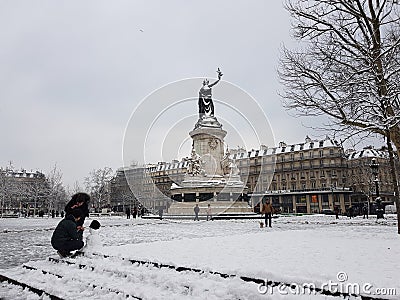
[363,204,368,219]
[158,208,163,220]
[348,206,354,219]
[334,206,339,219]
[132,206,138,219]
[65,193,90,228]
[194,204,200,221]
[51,209,84,257]
[140,206,145,217]
[126,207,131,219]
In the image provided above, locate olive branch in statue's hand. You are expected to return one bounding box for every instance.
[208,68,223,88]
[217,68,223,79]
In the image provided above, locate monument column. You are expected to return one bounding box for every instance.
[189,127,226,177]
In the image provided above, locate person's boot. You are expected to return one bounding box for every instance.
[57,250,71,258]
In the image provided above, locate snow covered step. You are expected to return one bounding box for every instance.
[0,273,63,300]
[1,256,266,300]
[2,253,392,299]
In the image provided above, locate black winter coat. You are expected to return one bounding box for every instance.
[51,214,81,249]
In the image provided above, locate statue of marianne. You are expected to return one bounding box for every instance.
[198,68,223,118]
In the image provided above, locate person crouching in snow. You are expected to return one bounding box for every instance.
[51,208,84,258]
[83,220,102,256]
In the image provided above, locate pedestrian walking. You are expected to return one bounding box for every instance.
[140,206,145,217]
[132,206,138,219]
[194,204,200,221]
[126,207,131,219]
[158,208,163,220]
[334,206,339,219]
[362,204,368,219]
[261,199,273,227]
[348,206,354,219]
[206,204,212,221]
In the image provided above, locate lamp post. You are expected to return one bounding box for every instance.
[370,158,384,219]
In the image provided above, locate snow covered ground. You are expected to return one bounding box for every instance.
[0,214,399,299]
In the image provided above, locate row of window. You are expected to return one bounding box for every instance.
[240,157,343,167]
[269,181,339,191]
[245,148,341,163]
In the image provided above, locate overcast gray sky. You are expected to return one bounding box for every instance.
[0,1,327,187]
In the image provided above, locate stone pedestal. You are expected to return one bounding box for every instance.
[189,125,226,176]
[170,115,250,214]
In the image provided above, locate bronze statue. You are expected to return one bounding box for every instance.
[198,68,223,118]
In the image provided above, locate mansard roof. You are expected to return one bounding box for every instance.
[347,147,389,160]
[231,136,341,159]
[0,168,45,179]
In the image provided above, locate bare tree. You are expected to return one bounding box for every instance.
[65,180,82,199]
[85,167,113,212]
[0,166,14,216]
[23,174,47,217]
[279,0,400,233]
[45,163,67,214]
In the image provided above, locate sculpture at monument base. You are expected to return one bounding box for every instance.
[221,147,240,176]
[184,148,204,176]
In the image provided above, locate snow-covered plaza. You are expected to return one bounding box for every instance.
[0,214,399,299]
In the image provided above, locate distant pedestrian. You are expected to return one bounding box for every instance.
[362,204,368,219]
[261,199,273,227]
[126,207,131,219]
[158,208,163,220]
[206,204,212,221]
[132,206,138,219]
[194,204,200,221]
[141,207,145,217]
[334,206,339,219]
[348,206,354,219]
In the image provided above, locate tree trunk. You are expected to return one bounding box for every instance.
[388,129,400,234]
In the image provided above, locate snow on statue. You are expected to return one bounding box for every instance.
[198,68,223,118]
[184,148,204,176]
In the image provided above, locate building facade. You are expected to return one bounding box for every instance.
[0,168,49,216]
[231,136,351,213]
[110,161,188,213]
[110,136,398,215]
[346,147,398,214]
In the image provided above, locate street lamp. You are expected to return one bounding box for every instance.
[370,158,384,219]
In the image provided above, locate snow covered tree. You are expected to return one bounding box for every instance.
[279,0,400,233]
[84,167,113,212]
[0,167,14,216]
[45,163,67,214]
[65,181,83,200]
